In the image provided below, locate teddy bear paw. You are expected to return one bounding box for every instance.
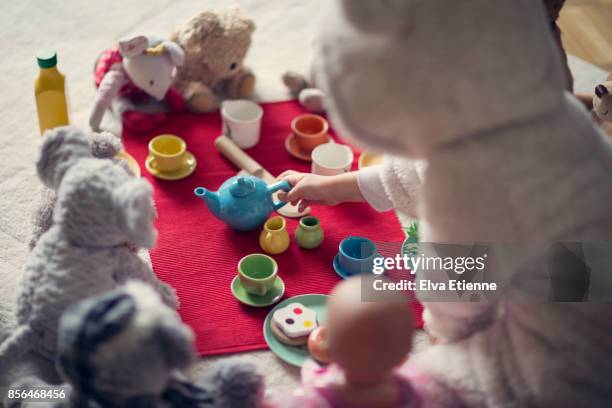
[225,70,256,100]
[186,87,219,113]
[299,88,326,113]
[282,71,308,94]
[237,72,256,98]
[122,111,166,133]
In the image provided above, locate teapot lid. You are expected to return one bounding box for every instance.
[230,177,256,197]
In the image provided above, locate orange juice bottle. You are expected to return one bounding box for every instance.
[35,50,69,135]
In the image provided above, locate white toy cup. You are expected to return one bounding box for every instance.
[221,100,263,149]
[311,142,354,176]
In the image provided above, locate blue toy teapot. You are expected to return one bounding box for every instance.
[194,175,292,231]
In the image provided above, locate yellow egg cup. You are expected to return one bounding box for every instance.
[259,216,290,255]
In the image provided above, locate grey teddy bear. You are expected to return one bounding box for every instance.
[29,129,128,250]
[0,126,178,367]
[5,281,263,408]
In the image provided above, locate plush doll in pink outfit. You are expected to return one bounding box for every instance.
[266,277,432,408]
[89,35,186,133]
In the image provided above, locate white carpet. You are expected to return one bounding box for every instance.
[0,0,608,393]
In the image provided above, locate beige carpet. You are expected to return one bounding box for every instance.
[0,0,608,394]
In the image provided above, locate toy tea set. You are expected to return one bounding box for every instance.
[185,100,383,365]
[192,147,381,367]
[33,45,380,368]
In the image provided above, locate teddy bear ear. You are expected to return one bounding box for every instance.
[57,289,136,382]
[229,6,255,34]
[189,11,223,40]
[118,35,149,58]
[89,131,123,159]
[37,126,92,189]
[75,292,136,345]
[162,41,186,66]
[243,15,256,34]
[112,179,158,248]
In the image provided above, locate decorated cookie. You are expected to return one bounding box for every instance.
[271,320,309,346]
[272,303,318,338]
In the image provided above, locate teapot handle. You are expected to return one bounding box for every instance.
[267,180,292,211]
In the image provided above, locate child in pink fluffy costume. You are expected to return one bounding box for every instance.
[278,0,612,406]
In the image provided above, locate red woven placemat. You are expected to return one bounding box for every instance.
[123,101,422,356]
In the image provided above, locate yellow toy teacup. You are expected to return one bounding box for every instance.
[147,134,187,173]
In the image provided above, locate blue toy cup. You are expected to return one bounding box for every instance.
[338,236,378,275]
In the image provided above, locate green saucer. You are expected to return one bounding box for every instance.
[231,275,285,307]
[263,294,329,367]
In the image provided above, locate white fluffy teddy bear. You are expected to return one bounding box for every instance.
[29,130,128,250]
[0,126,177,367]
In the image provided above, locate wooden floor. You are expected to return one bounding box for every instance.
[559,0,612,72]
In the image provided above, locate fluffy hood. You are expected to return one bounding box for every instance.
[314,0,566,158]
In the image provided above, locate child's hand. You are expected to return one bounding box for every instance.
[277,170,365,211]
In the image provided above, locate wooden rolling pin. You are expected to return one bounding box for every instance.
[214,135,275,183]
[214,135,309,218]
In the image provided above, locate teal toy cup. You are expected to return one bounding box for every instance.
[338,236,378,275]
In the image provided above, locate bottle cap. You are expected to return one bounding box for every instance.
[37,49,57,68]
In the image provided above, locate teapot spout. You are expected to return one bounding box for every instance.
[194,187,220,215]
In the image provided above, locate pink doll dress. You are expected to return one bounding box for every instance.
[93,46,150,103]
[266,361,428,408]
[90,45,184,132]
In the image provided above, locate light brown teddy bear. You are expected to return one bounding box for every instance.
[171,7,256,113]
[594,82,612,123]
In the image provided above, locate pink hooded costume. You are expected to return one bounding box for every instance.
[295,0,612,406]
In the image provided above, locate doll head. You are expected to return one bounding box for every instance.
[57,281,195,404]
[37,126,157,248]
[326,276,414,386]
[172,7,255,84]
[594,82,612,122]
[118,35,185,100]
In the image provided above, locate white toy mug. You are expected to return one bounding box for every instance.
[221,100,263,149]
[311,142,354,176]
